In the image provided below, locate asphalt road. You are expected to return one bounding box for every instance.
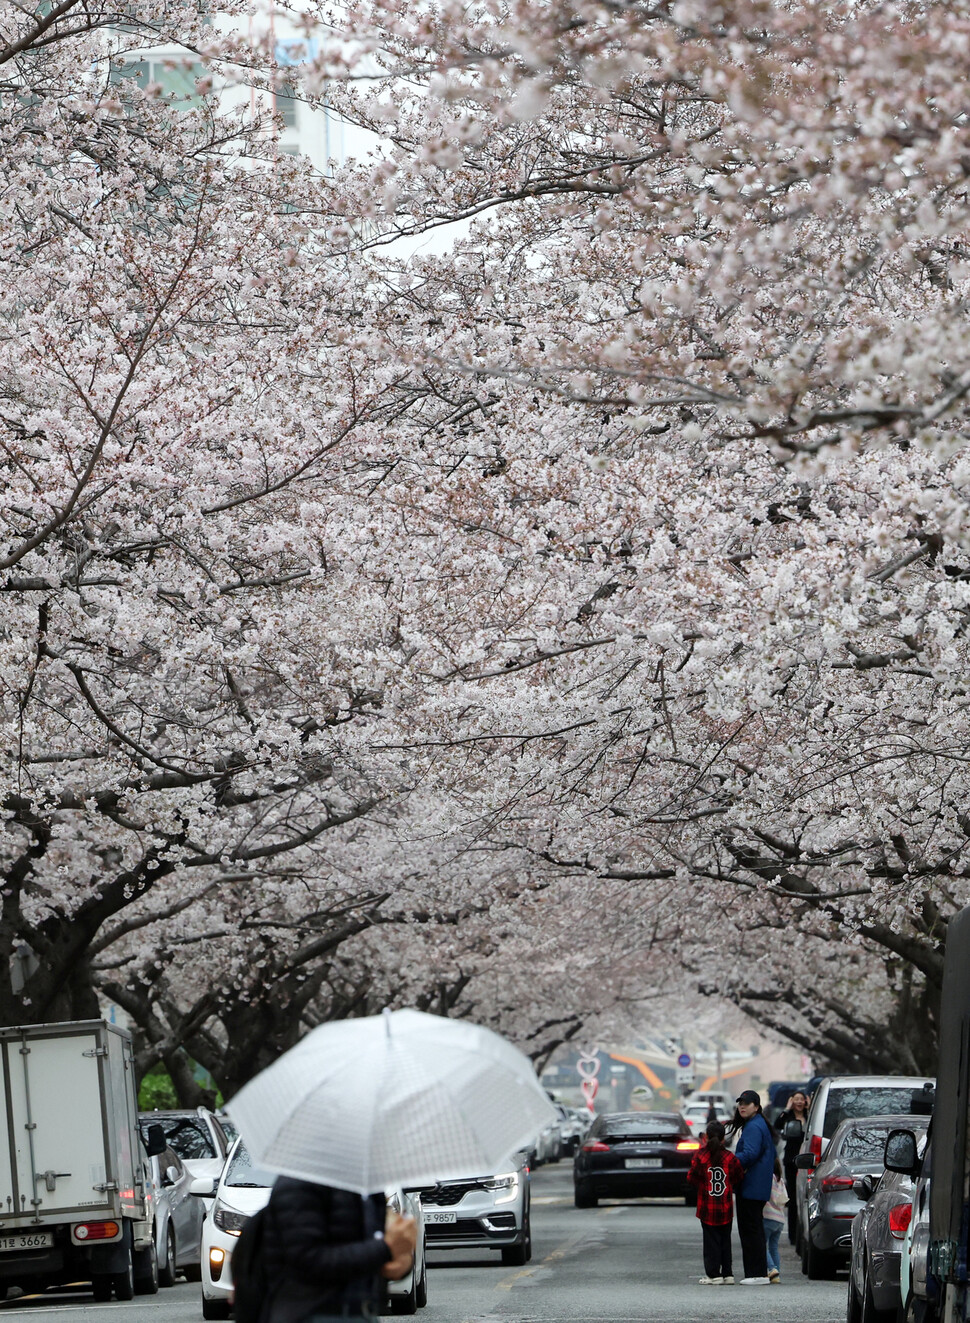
[0,1161,846,1323]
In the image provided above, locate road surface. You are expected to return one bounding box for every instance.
[0,1161,846,1323]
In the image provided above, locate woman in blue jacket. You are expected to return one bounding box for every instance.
[731,1090,775,1284]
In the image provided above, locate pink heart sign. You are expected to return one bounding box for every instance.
[581,1079,599,1105]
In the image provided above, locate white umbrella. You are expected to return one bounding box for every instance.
[225,1009,557,1194]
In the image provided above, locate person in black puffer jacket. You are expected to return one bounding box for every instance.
[259,1176,417,1322]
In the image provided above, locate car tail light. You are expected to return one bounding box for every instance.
[889,1204,913,1239]
[820,1176,854,1192]
[810,1134,823,1159]
[581,1141,610,1153]
[676,1141,700,1151]
[73,1221,120,1241]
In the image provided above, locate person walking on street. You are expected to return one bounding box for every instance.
[764,1158,788,1283]
[687,1121,745,1285]
[258,1175,417,1321]
[776,1090,810,1244]
[730,1089,775,1285]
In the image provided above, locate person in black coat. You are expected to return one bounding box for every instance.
[259,1176,416,1322]
[775,1091,810,1244]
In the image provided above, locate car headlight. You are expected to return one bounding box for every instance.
[483,1173,519,1204]
[212,1203,249,1237]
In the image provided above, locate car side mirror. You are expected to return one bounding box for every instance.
[144,1124,167,1159]
[795,1153,817,1170]
[853,1174,877,1200]
[189,1176,216,1197]
[163,1165,180,1187]
[884,1129,919,1176]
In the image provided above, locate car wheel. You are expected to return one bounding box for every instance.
[202,1295,232,1320]
[806,1235,838,1281]
[158,1226,177,1289]
[134,1238,159,1294]
[862,1275,896,1323]
[801,1234,810,1276]
[501,1239,529,1266]
[524,1216,533,1264]
[574,1185,597,1209]
[415,1258,428,1309]
[91,1276,112,1303]
[848,1276,863,1323]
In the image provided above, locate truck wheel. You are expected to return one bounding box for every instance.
[159,1226,177,1288]
[202,1295,231,1320]
[91,1276,112,1303]
[112,1249,135,1301]
[134,1239,159,1294]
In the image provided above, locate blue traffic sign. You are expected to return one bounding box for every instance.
[677,1052,692,1068]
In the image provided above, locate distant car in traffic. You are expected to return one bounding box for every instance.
[682,1101,730,1136]
[138,1106,232,1190]
[794,1077,934,1256]
[420,1152,531,1266]
[848,1124,928,1323]
[572,1111,699,1208]
[797,1113,924,1279]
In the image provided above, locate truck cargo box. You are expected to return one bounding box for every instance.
[0,1020,146,1229]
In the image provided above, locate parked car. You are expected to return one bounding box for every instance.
[196,1138,428,1319]
[140,1137,205,1288]
[138,1107,232,1189]
[573,1111,699,1208]
[534,1115,562,1165]
[797,1113,922,1279]
[554,1103,587,1157]
[890,1125,934,1323]
[848,1124,929,1323]
[795,1077,934,1255]
[420,1153,531,1265]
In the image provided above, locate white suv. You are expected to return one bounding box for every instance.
[420,1155,531,1265]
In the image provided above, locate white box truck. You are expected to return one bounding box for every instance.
[0,1019,165,1301]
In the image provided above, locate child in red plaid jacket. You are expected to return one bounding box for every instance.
[687,1121,746,1284]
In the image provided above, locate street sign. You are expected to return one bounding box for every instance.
[676,1067,695,1085]
[677,1052,692,1068]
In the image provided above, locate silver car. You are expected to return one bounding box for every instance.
[145,1143,205,1287]
[848,1124,928,1323]
[421,1155,531,1265]
[798,1114,918,1279]
[795,1076,934,1260]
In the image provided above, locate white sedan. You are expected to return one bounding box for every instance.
[194,1138,427,1319]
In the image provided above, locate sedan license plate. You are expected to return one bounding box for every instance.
[424,1211,457,1224]
[626,1158,662,1169]
[0,1231,53,1252]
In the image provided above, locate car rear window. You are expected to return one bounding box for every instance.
[823,1088,923,1138]
[836,1127,896,1161]
[597,1114,686,1139]
[148,1118,216,1161]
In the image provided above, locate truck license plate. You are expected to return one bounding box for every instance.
[0,1231,54,1252]
[626,1158,662,1169]
[424,1211,457,1224]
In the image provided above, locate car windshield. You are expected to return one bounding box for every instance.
[146,1117,215,1161]
[597,1114,685,1139]
[224,1143,276,1189]
[837,1127,897,1161]
[823,1088,925,1138]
